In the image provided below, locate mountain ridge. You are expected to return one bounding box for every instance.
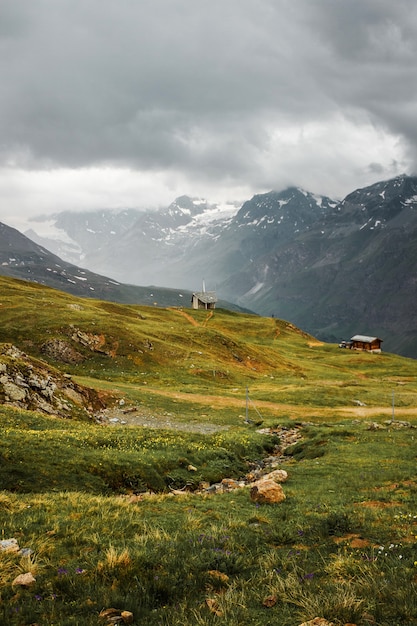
[4,173,417,357]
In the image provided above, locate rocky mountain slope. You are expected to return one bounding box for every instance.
[6,174,417,357]
[25,197,239,286]
[0,221,246,311]
[227,175,417,357]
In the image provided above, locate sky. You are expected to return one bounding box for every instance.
[1,0,417,227]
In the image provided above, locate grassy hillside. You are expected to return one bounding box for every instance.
[0,276,417,625]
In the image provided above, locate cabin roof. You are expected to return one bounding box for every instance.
[193,291,218,304]
[350,335,383,343]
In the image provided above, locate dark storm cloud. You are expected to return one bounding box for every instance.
[298,1,417,148]
[0,0,416,202]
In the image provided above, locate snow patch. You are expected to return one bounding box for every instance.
[245,281,265,296]
[312,194,323,207]
[19,218,82,251]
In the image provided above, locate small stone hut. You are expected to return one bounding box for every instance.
[191,286,217,310]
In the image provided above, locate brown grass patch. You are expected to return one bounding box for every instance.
[355,500,400,509]
[373,483,400,492]
[332,533,371,548]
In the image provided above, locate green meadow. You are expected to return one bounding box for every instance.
[0,276,417,625]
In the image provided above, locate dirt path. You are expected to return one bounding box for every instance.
[138,387,417,420]
[170,308,214,328]
[101,394,415,433]
[171,309,200,327]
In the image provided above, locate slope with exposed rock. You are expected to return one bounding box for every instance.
[0,343,108,419]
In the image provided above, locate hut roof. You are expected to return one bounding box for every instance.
[350,335,383,343]
[193,291,218,304]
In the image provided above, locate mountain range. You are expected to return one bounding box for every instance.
[3,174,417,358]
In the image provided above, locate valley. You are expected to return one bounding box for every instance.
[0,276,416,624]
[4,173,417,358]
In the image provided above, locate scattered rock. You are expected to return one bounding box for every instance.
[256,425,304,452]
[250,479,286,504]
[0,538,19,553]
[367,422,386,431]
[12,572,36,587]
[262,469,288,483]
[221,478,242,490]
[384,420,415,429]
[19,547,34,556]
[193,426,297,496]
[187,464,198,472]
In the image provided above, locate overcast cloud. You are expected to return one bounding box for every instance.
[1,0,417,223]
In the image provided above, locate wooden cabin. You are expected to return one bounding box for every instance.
[191,290,217,310]
[350,335,383,353]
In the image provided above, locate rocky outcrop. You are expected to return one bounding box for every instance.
[41,339,84,364]
[0,343,108,418]
[70,327,119,357]
[40,327,119,365]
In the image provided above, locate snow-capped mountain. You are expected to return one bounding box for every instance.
[23,209,142,267]
[20,197,241,286]
[226,174,417,357]
[8,174,417,357]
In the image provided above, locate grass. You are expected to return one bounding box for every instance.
[1,276,417,624]
[1,419,417,625]
[0,406,273,494]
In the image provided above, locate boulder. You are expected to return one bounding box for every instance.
[250,479,286,504]
[263,469,288,483]
[12,572,36,587]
